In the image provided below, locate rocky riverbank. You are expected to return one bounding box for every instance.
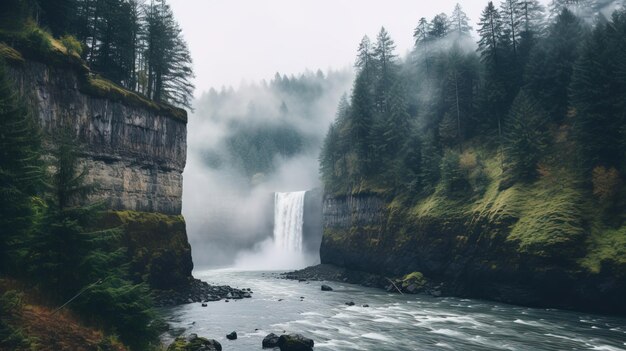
[153,278,252,307]
[283,264,444,297]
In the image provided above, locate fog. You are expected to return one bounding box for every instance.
[182,70,352,268]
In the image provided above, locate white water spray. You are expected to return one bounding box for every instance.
[233,190,316,270]
[273,191,306,253]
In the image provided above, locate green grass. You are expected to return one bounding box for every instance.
[506,177,585,258]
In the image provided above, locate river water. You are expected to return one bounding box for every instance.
[161,270,626,351]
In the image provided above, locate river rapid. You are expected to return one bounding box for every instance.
[161,270,626,351]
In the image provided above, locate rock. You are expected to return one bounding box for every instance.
[298,278,307,282]
[277,334,314,351]
[224,299,229,303]
[406,284,418,294]
[201,303,207,307]
[362,304,369,307]
[243,292,252,298]
[226,331,237,340]
[431,290,442,297]
[168,334,222,351]
[262,333,280,348]
[321,285,333,291]
[345,301,355,306]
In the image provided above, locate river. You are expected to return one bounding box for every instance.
[161,269,626,351]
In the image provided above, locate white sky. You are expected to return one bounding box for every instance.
[168,0,548,95]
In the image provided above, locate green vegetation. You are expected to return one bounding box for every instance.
[0,0,193,113]
[0,59,160,350]
[320,3,626,274]
[102,211,192,289]
[401,272,426,289]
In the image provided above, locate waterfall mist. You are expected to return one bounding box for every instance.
[182,70,352,269]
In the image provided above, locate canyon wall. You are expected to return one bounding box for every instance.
[8,61,186,215]
[321,193,626,315]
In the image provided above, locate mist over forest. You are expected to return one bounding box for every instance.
[183,69,353,267]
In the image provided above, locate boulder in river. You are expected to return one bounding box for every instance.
[226,331,237,340]
[168,334,222,351]
[321,285,333,291]
[262,333,280,348]
[345,301,355,306]
[277,333,314,351]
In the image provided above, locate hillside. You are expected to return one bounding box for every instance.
[319,3,626,314]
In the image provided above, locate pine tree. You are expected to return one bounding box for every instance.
[413,17,430,45]
[450,4,473,36]
[372,27,398,115]
[144,0,195,108]
[349,72,375,176]
[503,90,550,181]
[571,10,626,173]
[429,13,450,39]
[500,0,523,58]
[355,35,373,81]
[478,2,505,66]
[524,8,587,122]
[0,61,45,273]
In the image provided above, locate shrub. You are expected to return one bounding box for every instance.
[60,35,82,56]
[25,26,52,52]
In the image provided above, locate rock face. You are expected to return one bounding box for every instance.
[321,194,626,315]
[8,61,186,215]
[277,334,314,351]
[6,57,196,292]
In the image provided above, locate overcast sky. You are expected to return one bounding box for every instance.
[168,0,548,95]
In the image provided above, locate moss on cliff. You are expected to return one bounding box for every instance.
[0,22,187,123]
[328,147,622,278]
[581,225,626,274]
[101,211,193,289]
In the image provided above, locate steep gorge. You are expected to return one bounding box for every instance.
[2,48,193,289]
[320,161,626,315]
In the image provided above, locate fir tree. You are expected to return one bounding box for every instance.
[571,10,626,172]
[524,8,587,122]
[413,17,430,45]
[503,90,550,181]
[0,61,45,273]
[450,4,473,36]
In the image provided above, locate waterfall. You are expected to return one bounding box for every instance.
[273,191,306,253]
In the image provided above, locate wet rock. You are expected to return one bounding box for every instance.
[362,304,369,307]
[345,301,355,306]
[262,333,280,348]
[168,334,222,351]
[321,285,333,291]
[201,303,207,307]
[277,334,314,351]
[226,331,237,340]
[243,292,252,298]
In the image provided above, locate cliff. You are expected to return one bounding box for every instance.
[321,165,626,315]
[2,42,194,289]
[7,60,186,215]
